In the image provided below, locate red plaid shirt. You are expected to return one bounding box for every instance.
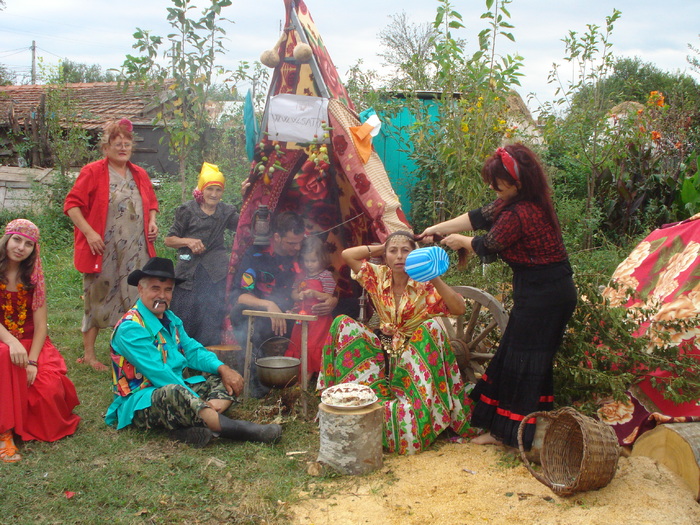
[469,200,568,266]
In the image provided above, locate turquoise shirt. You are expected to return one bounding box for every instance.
[105,299,225,429]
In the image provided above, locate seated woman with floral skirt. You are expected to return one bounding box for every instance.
[317,231,476,455]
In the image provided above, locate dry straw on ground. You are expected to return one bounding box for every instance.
[290,442,700,525]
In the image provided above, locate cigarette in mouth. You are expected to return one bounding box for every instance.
[154,300,168,309]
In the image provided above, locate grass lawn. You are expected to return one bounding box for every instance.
[0,210,633,524]
[1,243,325,525]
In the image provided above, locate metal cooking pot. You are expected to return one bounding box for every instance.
[259,336,291,357]
[255,356,300,388]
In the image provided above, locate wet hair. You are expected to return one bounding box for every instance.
[300,235,330,269]
[481,143,560,235]
[384,230,418,250]
[100,119,134,153]
[272,211,305,237]
[0,234,37,288]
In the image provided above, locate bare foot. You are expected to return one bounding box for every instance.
[471,432,502,446]
[76,356,109,372]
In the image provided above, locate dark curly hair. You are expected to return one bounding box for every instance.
[481,143,560,235]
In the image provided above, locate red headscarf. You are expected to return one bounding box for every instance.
[4,219,45,310]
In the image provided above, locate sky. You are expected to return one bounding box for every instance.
[1,0,698,114]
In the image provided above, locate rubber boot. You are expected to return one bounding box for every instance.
[217,414,282,444]
[169,427,213,448]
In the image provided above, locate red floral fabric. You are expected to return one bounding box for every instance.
[601,214,700,443]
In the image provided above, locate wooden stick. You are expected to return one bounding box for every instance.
[243,314,254,398]
[241,309,317,322]
[301,319,309,415]
[240,310,318,401]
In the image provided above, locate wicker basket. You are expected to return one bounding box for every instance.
[517,407,620,496]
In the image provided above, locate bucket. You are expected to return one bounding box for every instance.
[517,407,620,496]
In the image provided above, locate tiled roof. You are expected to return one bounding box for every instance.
[0,82,169,130]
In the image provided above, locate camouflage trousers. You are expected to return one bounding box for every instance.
[131,374,236,431]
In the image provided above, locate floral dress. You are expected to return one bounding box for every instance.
[317,261,475,454]
[82,166,150,331]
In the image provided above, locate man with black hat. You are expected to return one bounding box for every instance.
[105,257,282,447]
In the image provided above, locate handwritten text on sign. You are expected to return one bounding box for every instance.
[267,94,330,144]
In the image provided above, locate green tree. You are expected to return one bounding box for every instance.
[688,34,700,75]
[377,11,440,90]
[539,9,623,248]
[119,0,233,200]
[0,63,13,85]
[42,84,95,235]
[57,59,117,83]
[43,85,94,175]
[575,57,700,111]
[402,0,524,229]
[543,26,700,242]
[229,60,269,110]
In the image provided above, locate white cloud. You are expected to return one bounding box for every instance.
[1,0,697,111]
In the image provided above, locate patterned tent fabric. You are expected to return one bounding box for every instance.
[223,0,410,341]
[599,213,700,444]
[327,99,409,239]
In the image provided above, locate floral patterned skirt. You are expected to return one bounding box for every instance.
[317,315,475,455]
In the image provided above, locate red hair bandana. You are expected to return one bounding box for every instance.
[496,147,520,181]
[4,219,45,310]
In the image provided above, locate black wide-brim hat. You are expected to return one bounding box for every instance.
[127,257,186,286]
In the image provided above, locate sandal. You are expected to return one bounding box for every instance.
[0,431,21,463]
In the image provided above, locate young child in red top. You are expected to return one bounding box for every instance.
[285,235,336,374]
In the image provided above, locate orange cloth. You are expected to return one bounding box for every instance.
[349,121,374,163]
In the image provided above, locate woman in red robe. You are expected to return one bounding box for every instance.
[0,219,80,462]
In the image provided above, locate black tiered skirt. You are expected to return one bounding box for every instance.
[469,260,577,449]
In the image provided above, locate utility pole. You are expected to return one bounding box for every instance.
[31,40,36,84]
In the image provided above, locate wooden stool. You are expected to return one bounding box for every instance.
[205,344,242,371]
[317,402,383,475]
[632,422,700,500]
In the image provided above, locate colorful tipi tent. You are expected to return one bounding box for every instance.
[600,213,700,445]
[226,0,410,307]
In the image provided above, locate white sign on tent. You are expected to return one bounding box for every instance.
[267,94,330,144]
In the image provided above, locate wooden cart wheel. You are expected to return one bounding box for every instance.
[438,286,509,383]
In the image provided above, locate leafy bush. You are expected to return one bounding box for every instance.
[677,152,700,217]
[554,279,700,414]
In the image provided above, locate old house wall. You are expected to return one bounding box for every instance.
[0,166,55,213]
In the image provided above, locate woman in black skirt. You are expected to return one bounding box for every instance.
[420,143,577,450]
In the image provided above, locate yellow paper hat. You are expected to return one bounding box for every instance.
[197,162,225,191]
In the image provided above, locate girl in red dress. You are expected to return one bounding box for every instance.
[286,235,336,374]
[0,219,80,462]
